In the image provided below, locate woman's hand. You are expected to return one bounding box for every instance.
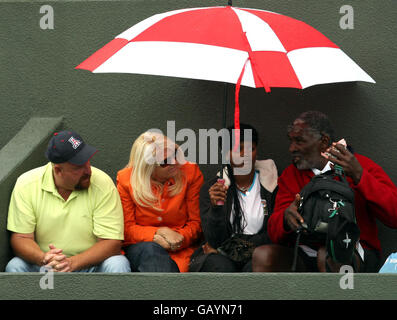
[153,234,171,250]
[202,242,217,254]
[156,227,184,251]
[208,181,228,207]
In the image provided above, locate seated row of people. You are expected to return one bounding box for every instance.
[5,111,397,273]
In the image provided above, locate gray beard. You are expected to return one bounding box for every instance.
[295,158,317,171]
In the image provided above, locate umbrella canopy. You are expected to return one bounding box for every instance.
[76,5,375,162]
[76,5,375,90]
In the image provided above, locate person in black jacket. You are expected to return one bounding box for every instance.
[189,124,278,272]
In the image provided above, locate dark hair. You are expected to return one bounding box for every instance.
[226,123,258,148]
[224,123,258,234]
[293,111,335,145]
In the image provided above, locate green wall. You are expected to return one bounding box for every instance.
[1,273,397,300]
[0,117,63,271]
[0,0,396,300]
[1,0,396,181]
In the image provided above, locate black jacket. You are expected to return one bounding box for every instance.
[189,168,278,271]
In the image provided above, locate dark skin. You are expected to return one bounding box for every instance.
[208,142,257,207]
[284,121,363,233]
[253,120,363,272]
[204,142,257,254]
[323,142,363,185]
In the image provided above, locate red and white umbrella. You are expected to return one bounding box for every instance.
[76,5,375,147]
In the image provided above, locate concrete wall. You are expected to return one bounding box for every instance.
[0,117,63,271]
[1,0,396,181]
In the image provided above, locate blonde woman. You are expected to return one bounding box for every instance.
[116,132,204,272]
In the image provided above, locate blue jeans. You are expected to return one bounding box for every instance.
[124,242,179,272]
[5,255,131,272]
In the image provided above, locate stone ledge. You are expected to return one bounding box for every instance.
[0,273,396,300]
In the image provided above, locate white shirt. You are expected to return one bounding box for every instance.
[230,171,265,235]
[311,161,332,175]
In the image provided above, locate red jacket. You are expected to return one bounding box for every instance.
[268,153,397,252]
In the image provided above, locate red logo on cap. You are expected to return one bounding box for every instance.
[68,136,82,150]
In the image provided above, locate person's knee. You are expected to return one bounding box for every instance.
[126,241,164,258]
[316,246,327,272]
[201,254,237,272]
[125,242,179,272]
[252,245,272,266]
[5,257,35,272]
[100,255,131,273]
[5,257,21,272]
[139,241,166,256]
[252,245,278,271]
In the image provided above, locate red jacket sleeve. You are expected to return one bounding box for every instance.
[267,165,300,244]
[353,155,397,228]
[174,163,204,249]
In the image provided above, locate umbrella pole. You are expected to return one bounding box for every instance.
[221,3,231,182]
[216,82,228,206]
[220,82,229,179]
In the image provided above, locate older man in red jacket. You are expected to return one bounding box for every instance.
[252,111,397,272]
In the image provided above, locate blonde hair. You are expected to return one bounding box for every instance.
[127,131,185,211]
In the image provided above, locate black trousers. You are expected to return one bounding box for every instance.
[199,253,252,272]
[298,247,381,272]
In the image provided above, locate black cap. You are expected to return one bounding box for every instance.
[45,130,97,165]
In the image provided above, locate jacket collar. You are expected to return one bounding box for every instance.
[217,159,278,193]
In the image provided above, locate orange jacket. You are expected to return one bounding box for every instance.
[116,162,204,272]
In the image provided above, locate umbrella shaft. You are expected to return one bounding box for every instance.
[222,82,228,129]
[220,82,229,179]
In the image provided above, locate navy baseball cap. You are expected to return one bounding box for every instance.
[45,130,97,165]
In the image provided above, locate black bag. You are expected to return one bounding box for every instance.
[297,170,360,265]
[217,234,257,264]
